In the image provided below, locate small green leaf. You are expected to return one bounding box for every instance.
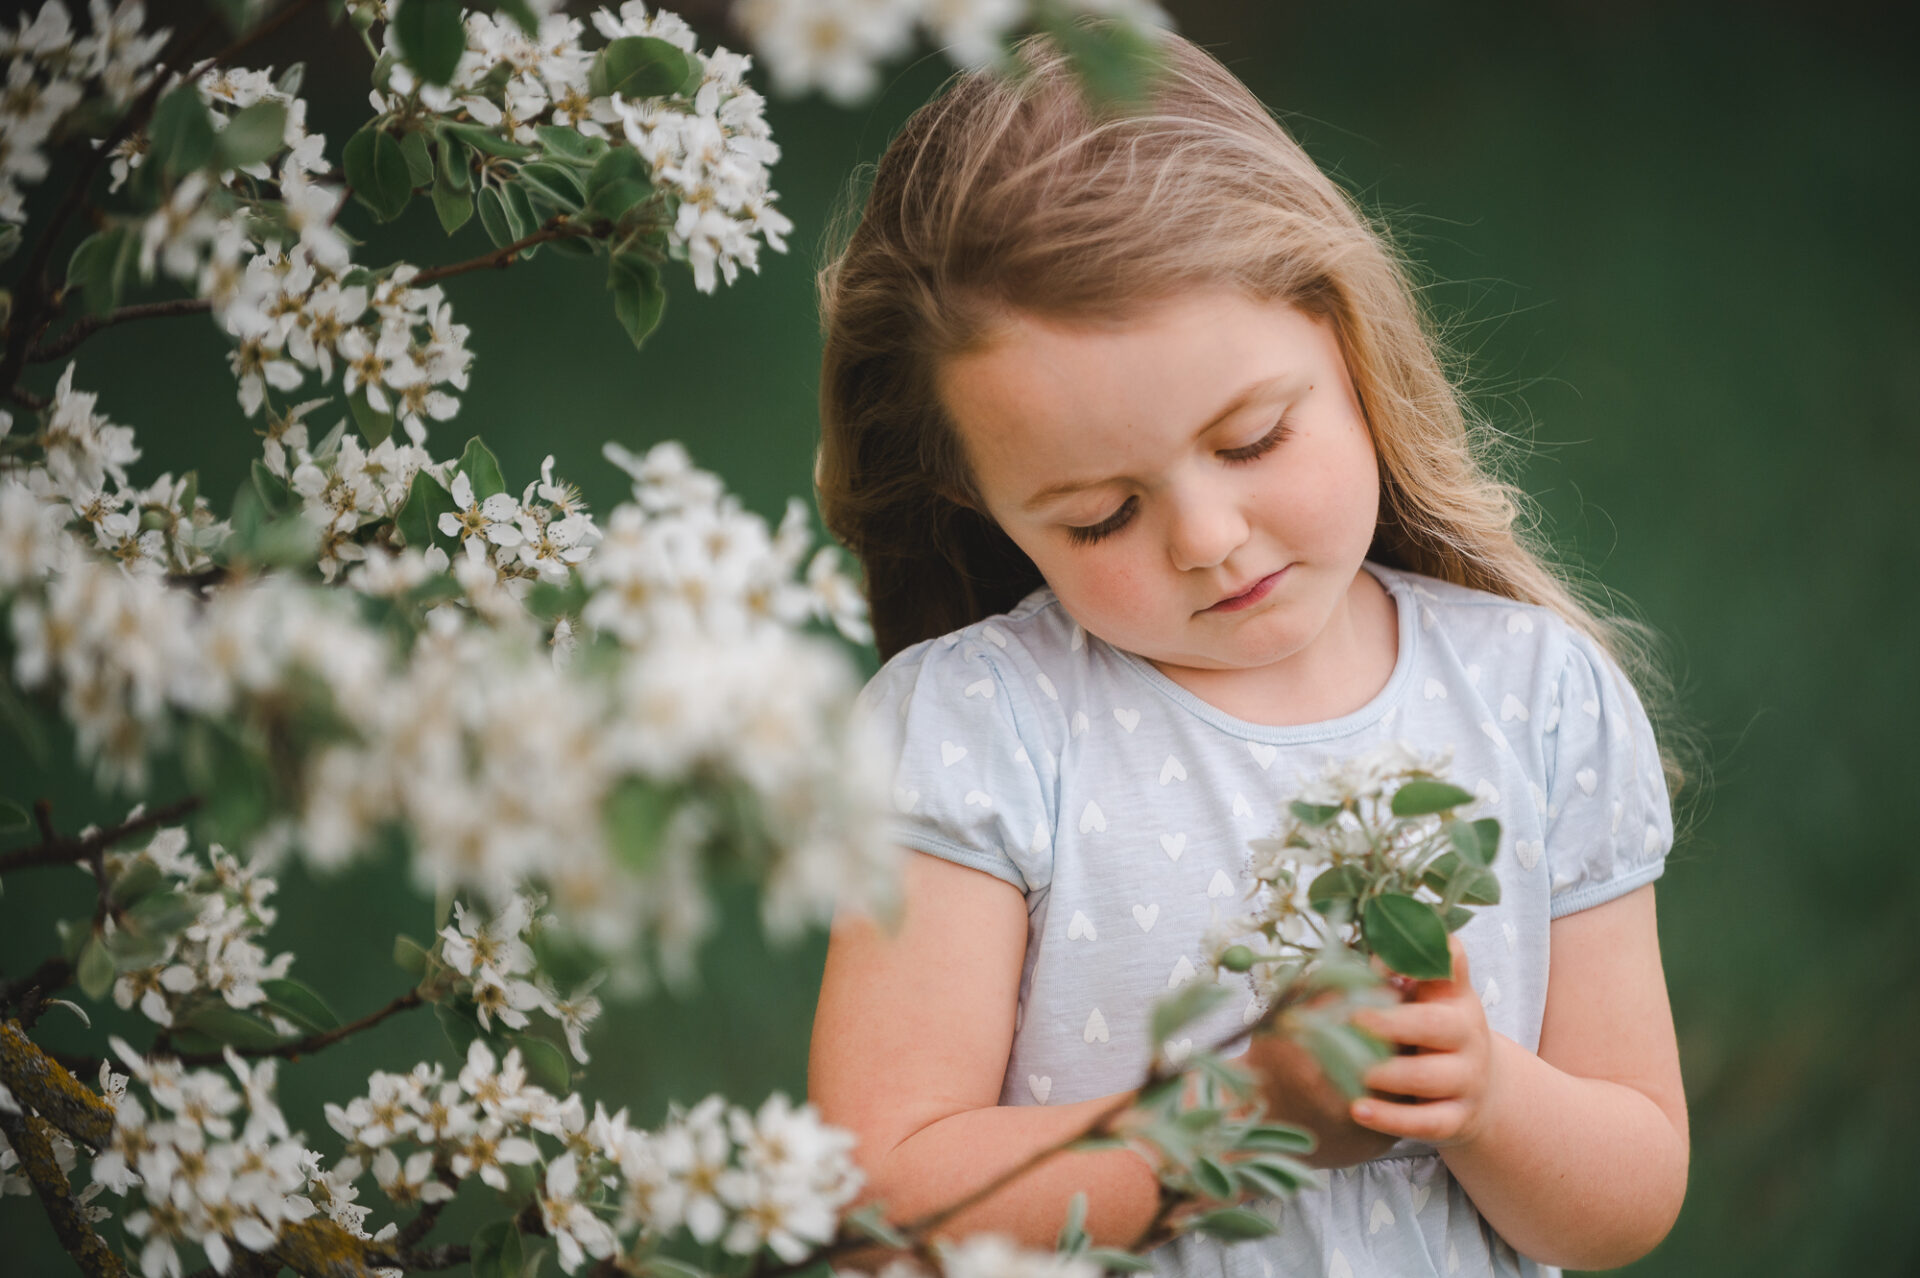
[476,186,513,248]
[508,1032,571,1094]
[398,129,434,187]
[1188,1207,1278,1241]
[1057,1190,1089,1254]
[348,386,395,446]
[217,100,289,168]
[174,999,289,1050]
[1234,1154,1314,1197]
[77,935,115,1000]
[1307,863,1369,914]
[431,162,473,234]
[147,86,218,181]
[1362,892,1453,980]
[1450,816,1501,866]
[394,467,454,548]
[589,36,695,101]
[393,0,467,85]
[437,133,472,191]
[1442,904,1475,932]
[0,798,31,834]
[262,977,341,1034]
[535,125,606,163]
[444,120,533,158]
[1422,852,1501,907]
[1193,1155,1235,1201]
[1044,10,1166,111]
[1239,1123,1315,1154]
[1085,1249,1156,1273]
[585,146,651,223]
[251,458,291,515]
[104,927,171,971]
[606,251,665,350]
[516,160,585,211]
[1289,800,1343,827]
[501,180,538,243]
[845,1204,907,1248]
[434,998,483,1056]
[1390,779,1476,817]
[345,126,414,222]
[1149,980,1230,1046]
[274,62,305,96]
[65,226,136,315]
[457,436,506,499]
[394,932,432,977]
[496,0,538,34]
[107,859,165,907]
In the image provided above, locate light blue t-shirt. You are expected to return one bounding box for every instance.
[857,562,1672,1278]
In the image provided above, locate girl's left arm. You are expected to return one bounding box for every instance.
[1348,883,1689,1271]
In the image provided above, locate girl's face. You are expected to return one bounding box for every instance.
[937,290,1385,698]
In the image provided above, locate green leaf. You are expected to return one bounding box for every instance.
[437,133,472,191]
[274,62,305,97]
[1289,800,1343,827]
[516,160,585,211]
[1057,1190,1089,1254]
[496,0,538,35]
[526,576,588,621]
[147,86,218,181]
[348,385,395,446]
[606,251,665,350]
[65,226,136,315]
[1234,1154,1314,1197]
[434,998,483,1056]
[602,777,675,875]
[1044,11,1166,111]
[444,120,533,158]
[183,719,274,848]
[1362,892,1453,980]
[1389,779,1476,817]
[251,458,291,515]
[393,0,467,85]
[174,999,290,1050]
[476,186,513,248]
[1442,904,1475,932]
[345,126,414,222]
[589,36,695,101]
[394,467,454,548]
[1307,863,1369,914]
[431,165,473,234]
[1084,1250,1156,1273]
[398,129,435,188]
[107,859,165,907]
[471,1218,526,1278]
[501,180,538,243]
[217,100,289,169]
[508,1032,571,1095]
[1188,1207,1278,1241]
[0,798,30,834]
[457,436,507,499]
[536,125,606,163]
[76,935,115,1000]
[844,1204,907,1249]
[104,926,172,971]
[262,977,341,1034]
[1149,980,1230,1047]
[394,932,432,977]
[1193,1154,1235,1201]
[584,145,651,223]
[1422,852,1501,907]
[1447,816,1501,867]
[1239,1123,1315,1154]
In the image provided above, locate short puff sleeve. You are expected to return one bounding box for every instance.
[855,635,1054,895]
[1542,630,1673,918]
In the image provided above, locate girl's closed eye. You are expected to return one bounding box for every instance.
[1067,495,1138,546]
[1219,415,1294,464]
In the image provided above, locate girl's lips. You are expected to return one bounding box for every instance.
[1205,567,1287,613]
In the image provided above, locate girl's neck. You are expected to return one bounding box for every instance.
[1147,568,1400,728]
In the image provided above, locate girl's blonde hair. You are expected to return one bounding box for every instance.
[816,28,1688,794]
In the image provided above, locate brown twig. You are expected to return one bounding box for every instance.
[410,220,597,285]
[0,1107,129,1277]
[172,987,426,1066]
[27,297,214,363]
[0,795,203,875]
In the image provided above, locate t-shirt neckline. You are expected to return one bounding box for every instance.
[1103,562,1418,745]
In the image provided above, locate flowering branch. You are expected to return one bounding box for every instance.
[410,220,599,286]
[173,987,426,1067]
[0,797,205,875]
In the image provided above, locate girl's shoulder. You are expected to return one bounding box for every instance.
[1374,563,1589,682]
[862,585,1075,698]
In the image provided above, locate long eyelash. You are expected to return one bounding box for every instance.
[1067,495,1138,546]
[1220,417,1293,464]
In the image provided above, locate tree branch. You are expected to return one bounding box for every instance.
[28,297,214,364]
[410,221,596,285]
[0,795,203,875]
[0,1107,129,1278]
[173,987,426,1067]
[0,1019,116,1149]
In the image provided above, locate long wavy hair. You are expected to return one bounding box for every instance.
[816,28,1691,794]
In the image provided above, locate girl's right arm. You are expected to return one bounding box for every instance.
[808,849,1165,1254]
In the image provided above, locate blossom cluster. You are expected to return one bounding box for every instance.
[2,364,892,979]
[736,0,1171,104]
[0,0,168,225]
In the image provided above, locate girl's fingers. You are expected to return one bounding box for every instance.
[1349,1096,1470,1143]
[1351,1001,1466,1050]
[1359,1051,1469,1100]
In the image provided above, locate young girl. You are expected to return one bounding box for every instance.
[807,29,1688,1278]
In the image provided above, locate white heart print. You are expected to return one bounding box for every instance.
[1368,1198,1395,1234]
[1079,800,1106,833]
[1248,742,1276,770]
[1028,1074,1052,1104]
[1030,820,1050,854]
[1160,754,1187,785]
[1132,903,1159,932]
[1410,1182,1432,1214]
[1168,955,1196,988]
[1480,976,1503,1010]
[1083,1007,1109,1043]
[1070,711,1089,737]
[1514,839,1542,870]
[1160,832,1187,861]
[1331,1251,1354,1278]
[1035,673,1058,700]
[893,787,919,813]
[1232,793,1253,817]
[1067,910,1096,941]
[963,790,992,808]
[1502,920,1518,952]
[1163,1038,1193,1067]
[980,624,1008,648]
[1500,693,1530,722]
[1207,869,1235,898]
[940,740,967,766]
[963,678,994,700]
[1113,707,1140,732]
[1576,767,1598,795]
[1506,611,1535,634]
[1424,678,1448,700]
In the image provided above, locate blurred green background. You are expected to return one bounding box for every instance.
[5,0,1916,1273]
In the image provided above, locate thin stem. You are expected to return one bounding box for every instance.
[0,795,203,875]
[411,220,597,285]
[28,297,213,364]
[171,986,426,1066]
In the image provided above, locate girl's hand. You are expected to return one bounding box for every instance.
[1347,935,1498,1146]
[1236,1024,1399,1169]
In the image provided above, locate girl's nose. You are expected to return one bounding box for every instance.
[1165,486,1250,572]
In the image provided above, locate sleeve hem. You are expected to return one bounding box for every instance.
[890,829,1031,895]
[1548,859,1665,920]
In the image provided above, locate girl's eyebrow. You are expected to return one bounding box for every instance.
[1019,375,1291,511]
